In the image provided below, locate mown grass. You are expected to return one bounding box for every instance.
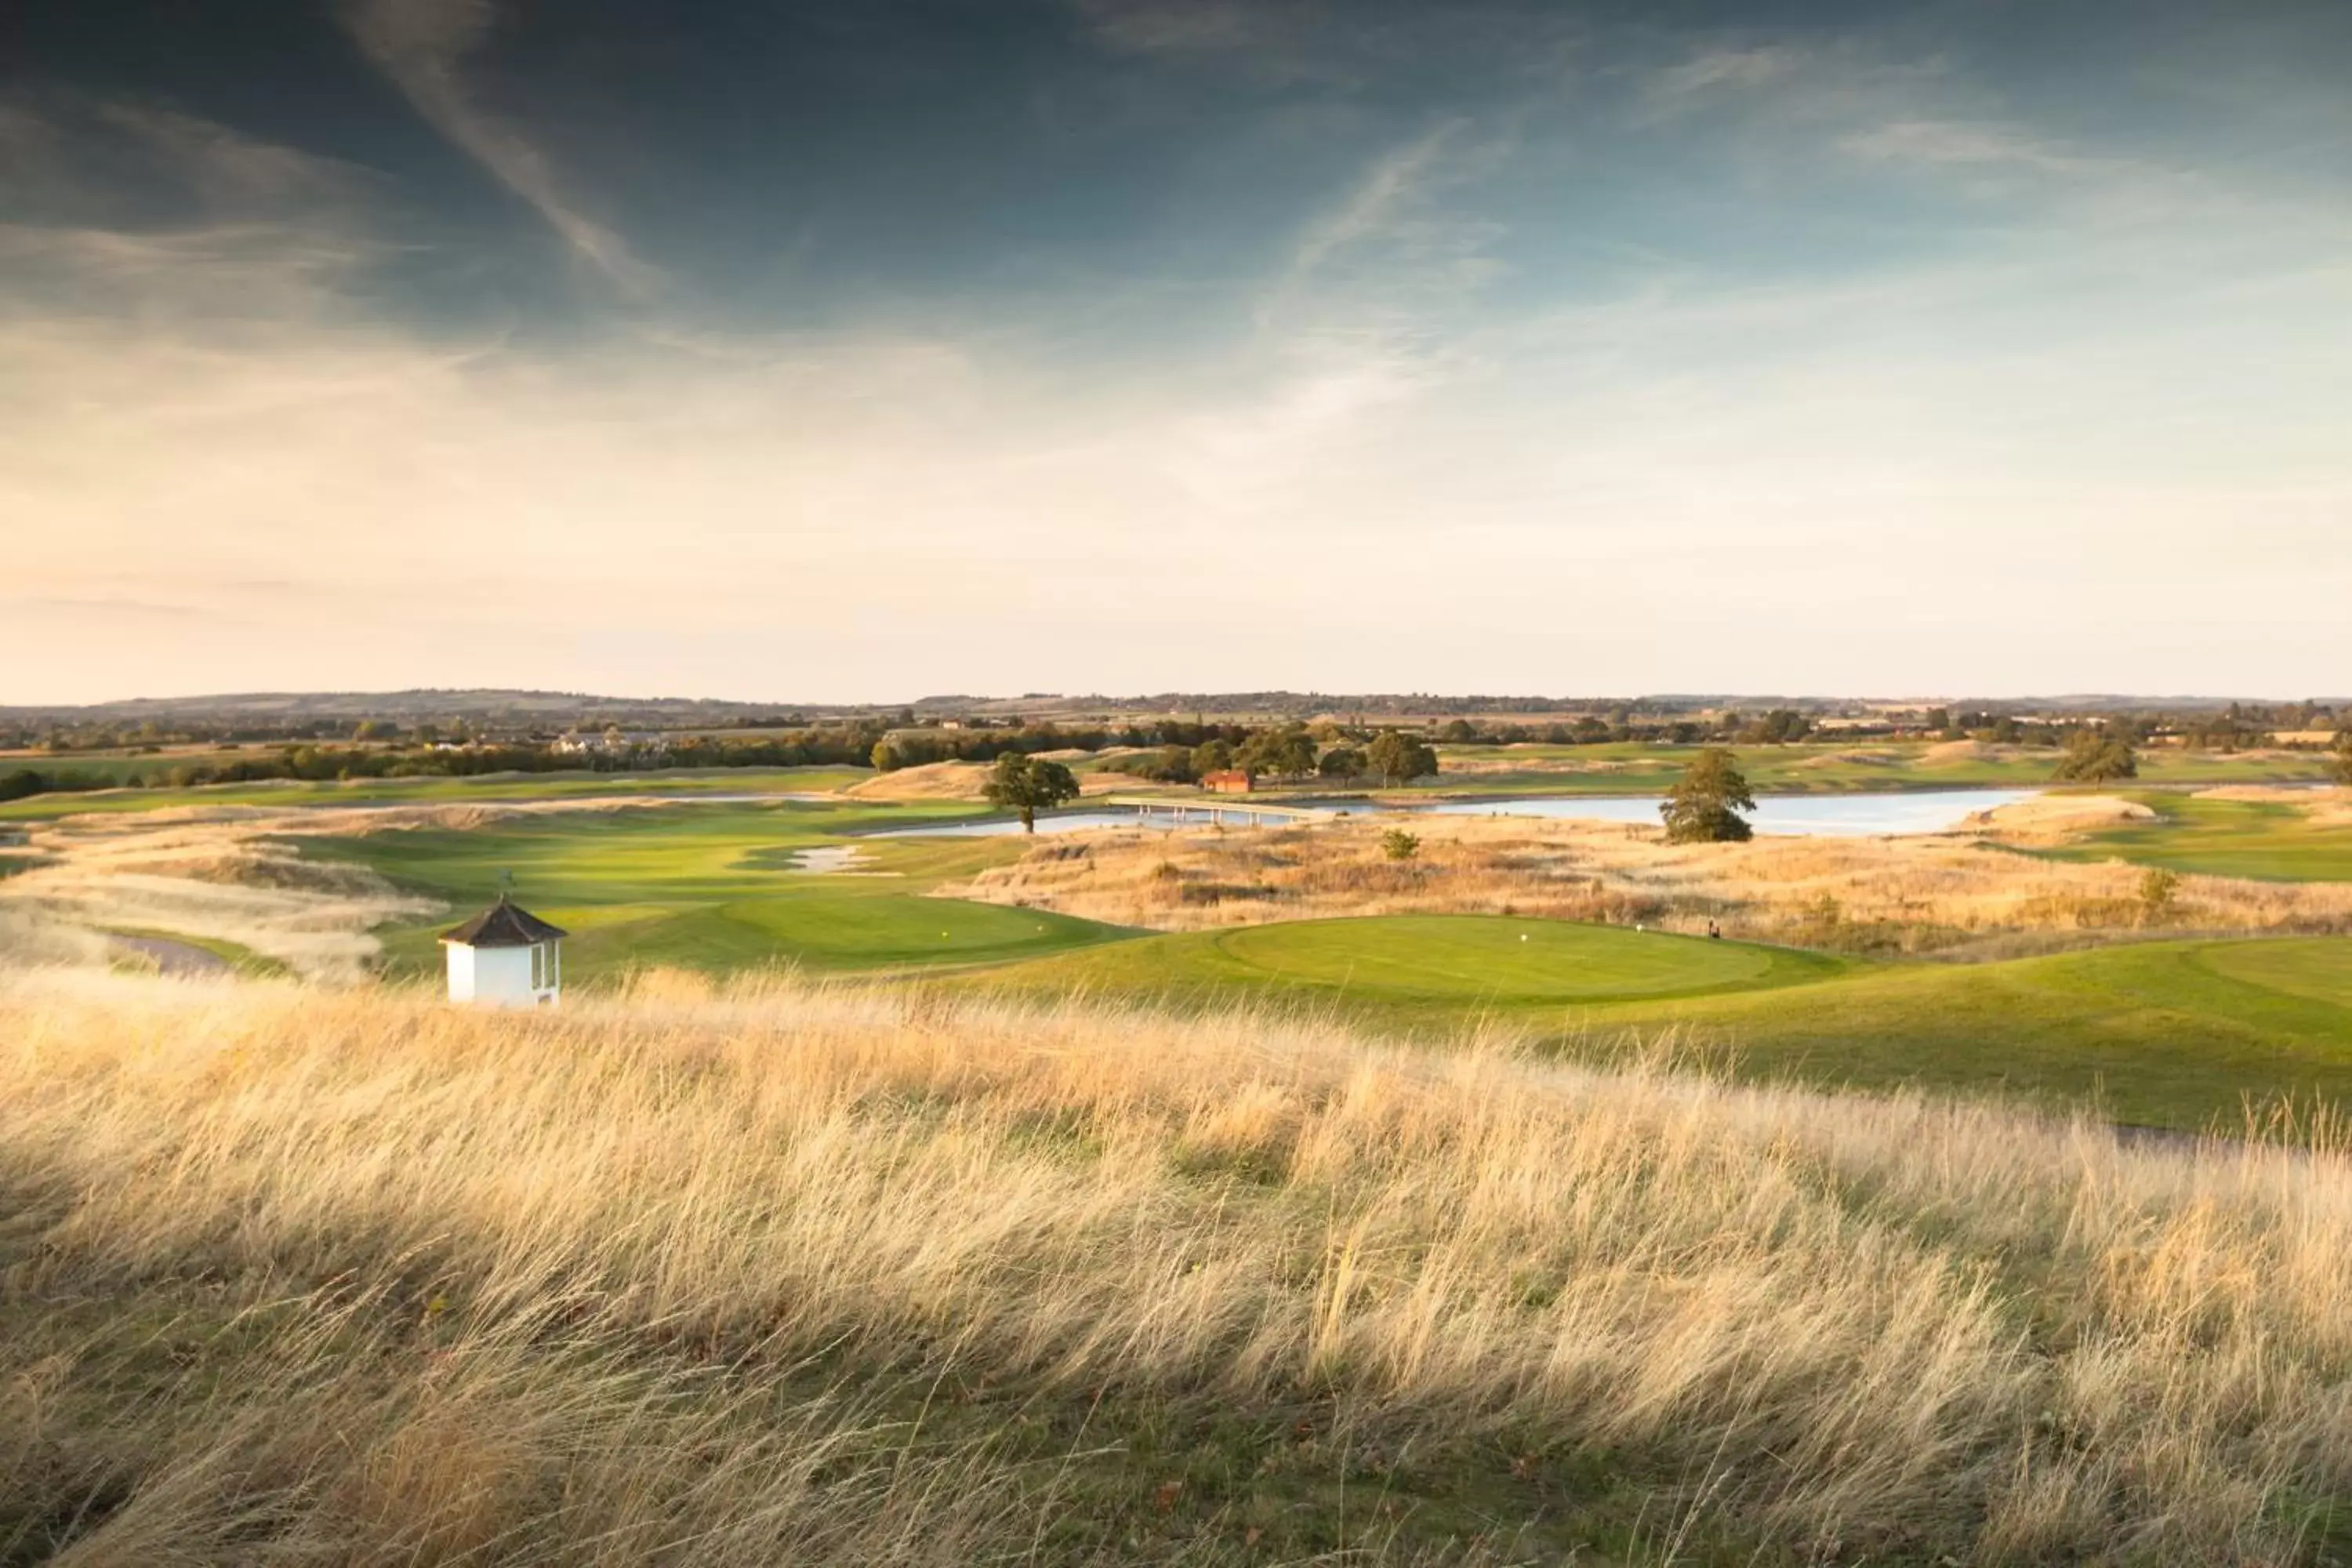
[2034,791,2352,881]
[307,800,1133,980]
[977,917,2352,1131]
[12,971,2352,1564]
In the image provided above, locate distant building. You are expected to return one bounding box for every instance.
[440,895,567,1007]
[1201,770,1254,794]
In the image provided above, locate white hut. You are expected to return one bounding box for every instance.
[439,895,567,1007]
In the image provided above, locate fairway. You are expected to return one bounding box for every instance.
[2035,791,2352,881]
[304,798,1134,979]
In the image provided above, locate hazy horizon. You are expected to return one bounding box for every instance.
[7,0,2349,703]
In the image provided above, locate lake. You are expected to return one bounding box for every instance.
[872,789,2038,839]
[869,802,1321,838]
[1410,788,2038,835]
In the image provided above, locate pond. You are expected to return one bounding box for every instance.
[1410,788,2038,836]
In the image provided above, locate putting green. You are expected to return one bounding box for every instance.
[977,914,1838,1009]
[1210,916,1777,1000]
[2194,938,2352,1009]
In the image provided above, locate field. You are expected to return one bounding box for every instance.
[14,969,2352,1564]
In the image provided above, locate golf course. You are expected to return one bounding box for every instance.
[229,775,2351,1134]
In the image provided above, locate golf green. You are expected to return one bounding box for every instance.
[976,914,1840,1010]
[1210,916,1780,1000]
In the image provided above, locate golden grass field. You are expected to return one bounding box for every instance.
[9,969,2352,1563]
[940,807,2352,953]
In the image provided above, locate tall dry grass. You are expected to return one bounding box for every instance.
[941,813,2352,951]
[8,969,2352,1562]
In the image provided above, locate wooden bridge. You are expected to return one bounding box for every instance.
[1094,794,1335,828]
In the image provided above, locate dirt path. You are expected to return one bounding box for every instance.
[109,934,231,976]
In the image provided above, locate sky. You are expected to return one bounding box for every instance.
[4,0,2349,704]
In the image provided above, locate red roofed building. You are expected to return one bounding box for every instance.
[1201,770,1254,794]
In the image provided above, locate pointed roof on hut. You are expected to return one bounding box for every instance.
[438,894,568,948]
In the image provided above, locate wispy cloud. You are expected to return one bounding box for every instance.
[1286,119,1468,281]
[1838,118,2107,176]
[1646,43,1806,106]
[343,0,655,292]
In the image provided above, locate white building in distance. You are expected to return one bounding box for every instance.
[439,895,568,1007]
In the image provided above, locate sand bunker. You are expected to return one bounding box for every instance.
[844,761,994,801]
[1969,794,2157,838]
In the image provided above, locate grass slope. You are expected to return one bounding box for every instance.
[982,916,2352,1131]
[12,973,2352,1565]
[308,800,1130,978]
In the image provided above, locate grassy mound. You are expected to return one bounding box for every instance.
[10,971,2352,1563]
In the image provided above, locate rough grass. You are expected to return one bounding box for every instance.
[939,815,2352,953]
[10,971,2352,1563]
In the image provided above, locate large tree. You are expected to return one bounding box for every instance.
[982,753,1080,833]
[2053,728,2138,782]
[1236,725,1317,782]
[1660,749,1756,843]
[1365,731,1439,787]
[2332,729,2352,786]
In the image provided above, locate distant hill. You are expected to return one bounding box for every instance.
[5,688,2337,728]
[0,690,848,728]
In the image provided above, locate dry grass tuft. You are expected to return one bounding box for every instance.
[7,971,2352,1561]
[939,815,2352,951]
